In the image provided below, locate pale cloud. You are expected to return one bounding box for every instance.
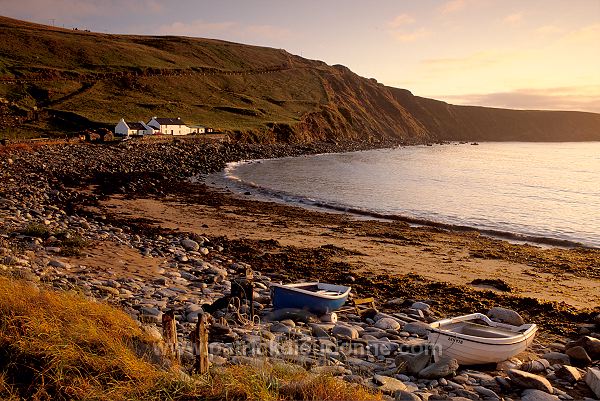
[503,12,523,24]
[157,19,291,41]
[438,86,600,113]
[387,14,428,43]
[388,14,415,28]
[438,0,467,14]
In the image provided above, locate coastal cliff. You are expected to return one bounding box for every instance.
[1,15,599,142]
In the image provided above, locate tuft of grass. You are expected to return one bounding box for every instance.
[57,234,88,256]
[21,223,51,239]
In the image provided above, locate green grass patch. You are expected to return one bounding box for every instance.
[21,223,51,239]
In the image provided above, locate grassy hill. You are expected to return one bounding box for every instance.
[1,15,599,142]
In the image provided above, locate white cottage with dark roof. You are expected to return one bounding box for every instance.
[147,117,190,136]
[114,118,155,136]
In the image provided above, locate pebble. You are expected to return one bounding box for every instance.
[375,317,401,330]
[180,239,200,251]
[521,389,560,401]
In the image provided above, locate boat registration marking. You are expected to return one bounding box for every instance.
[448,337,463,344]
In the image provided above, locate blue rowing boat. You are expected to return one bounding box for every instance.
[270,282,351,315]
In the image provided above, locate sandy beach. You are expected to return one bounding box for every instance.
[100,184,600,322]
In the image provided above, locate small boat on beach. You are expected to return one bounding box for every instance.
[270,282,351,315]
[427,313,537,365]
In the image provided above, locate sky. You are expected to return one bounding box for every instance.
[2,0,600,112]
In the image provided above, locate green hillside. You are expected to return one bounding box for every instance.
[1,15,599,142]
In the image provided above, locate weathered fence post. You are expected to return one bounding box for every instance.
[162,309,179,363]
[194,313,209,374]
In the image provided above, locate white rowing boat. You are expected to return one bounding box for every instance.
[427,313,537,365]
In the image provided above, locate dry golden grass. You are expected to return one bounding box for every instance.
[0,276,181,400]
[0,276,383,400]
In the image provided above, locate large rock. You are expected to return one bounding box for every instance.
[332,324,359,340]
[585,367,600,398]
[418,356,458,379]
[403,321,431,336]
[395,351,431,374]
[372,374,407,394]
[520,389,560,401]
[542,352,570,365]
[565,346,592,366]
[507,369,553,393]
[555,365,582,383]
[374,317,401,331]
[309,323,330,338]
[566,336,600,359]
[487,307,524,326]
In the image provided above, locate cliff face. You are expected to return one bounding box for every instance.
[1,15,599,142]
[390,89,600,142]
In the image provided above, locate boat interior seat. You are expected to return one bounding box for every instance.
[316,290,342,296]
[459,323,515,338]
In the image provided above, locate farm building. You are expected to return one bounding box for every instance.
[114,119,154,136]
[147,117,190,136]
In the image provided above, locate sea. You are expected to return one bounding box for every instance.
[214,142,600,249]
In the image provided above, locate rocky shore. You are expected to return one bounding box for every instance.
[1,138,599,400]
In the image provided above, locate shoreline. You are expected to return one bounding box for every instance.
[1,138,599,315]
[213,151,597,251]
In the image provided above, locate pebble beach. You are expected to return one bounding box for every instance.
[1,138,599,401]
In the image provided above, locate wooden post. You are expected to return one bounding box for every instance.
[248,281,255,320]
[162,309,179,363]
[194,313,209,374]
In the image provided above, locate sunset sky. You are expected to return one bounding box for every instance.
[2,0,599,112]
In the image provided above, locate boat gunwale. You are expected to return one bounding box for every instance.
[428,313,538,346]
[270,282,351,300]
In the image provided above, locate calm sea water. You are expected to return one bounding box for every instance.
[220,142,600,248]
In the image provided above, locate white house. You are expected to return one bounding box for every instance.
[147,117,190,136]
[189,125,206,134]
[114,119,154,136]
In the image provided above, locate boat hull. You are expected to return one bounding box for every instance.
[428,329,537,365]
[271,283,350,315]
[427,313,538,365]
